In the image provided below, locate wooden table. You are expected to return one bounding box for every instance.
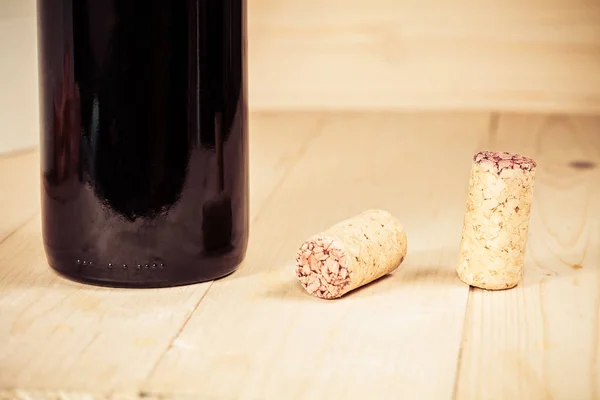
[0,112,599,400]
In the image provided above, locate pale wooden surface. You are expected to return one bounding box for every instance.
[0,0,38,154]
[455,115,600,400]
[2,0,600,155]
[249,0,600,114]
[0,112,599,400]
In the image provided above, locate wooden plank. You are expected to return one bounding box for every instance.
[455,114,600,399]
[249,0,600,114]
[143,112,489,399]
[0,113,318,394]
[0,151,39,241]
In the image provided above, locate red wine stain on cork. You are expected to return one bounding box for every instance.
[473,150,537,174]
[571,264,583,270]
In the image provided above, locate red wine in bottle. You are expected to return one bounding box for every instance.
[36,0,249,287]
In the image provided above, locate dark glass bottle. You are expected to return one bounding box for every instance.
[36,0,249,287]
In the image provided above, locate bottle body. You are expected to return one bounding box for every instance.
[37,0,249,287]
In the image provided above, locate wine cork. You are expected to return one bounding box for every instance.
[295,209,408,299]
[457,151,537,290]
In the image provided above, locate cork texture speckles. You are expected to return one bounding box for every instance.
[295,209,408,299]
[457,151,537,290]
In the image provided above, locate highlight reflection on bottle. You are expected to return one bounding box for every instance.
[37,0,249,287]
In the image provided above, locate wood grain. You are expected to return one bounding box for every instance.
[1,112,599,399]
[249,0,600,114]
[0,114,316,394]
[143,113,488,398]
[455,114,600,400]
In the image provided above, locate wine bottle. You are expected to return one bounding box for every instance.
[36,0,249,287]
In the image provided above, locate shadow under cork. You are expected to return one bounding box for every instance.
[448,245,595,292]
[259,237,597,299]
[261,273,396,301]
[261,249,468,302]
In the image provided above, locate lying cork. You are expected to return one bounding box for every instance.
[457,151,537,290]
[295,209,408,299]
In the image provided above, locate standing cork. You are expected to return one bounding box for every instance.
[457,151,537,290]
[295,209,408,299]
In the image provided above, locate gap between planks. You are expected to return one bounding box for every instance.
[452,287,476,400]
[0,213,38,248]
[0,147,38,160]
